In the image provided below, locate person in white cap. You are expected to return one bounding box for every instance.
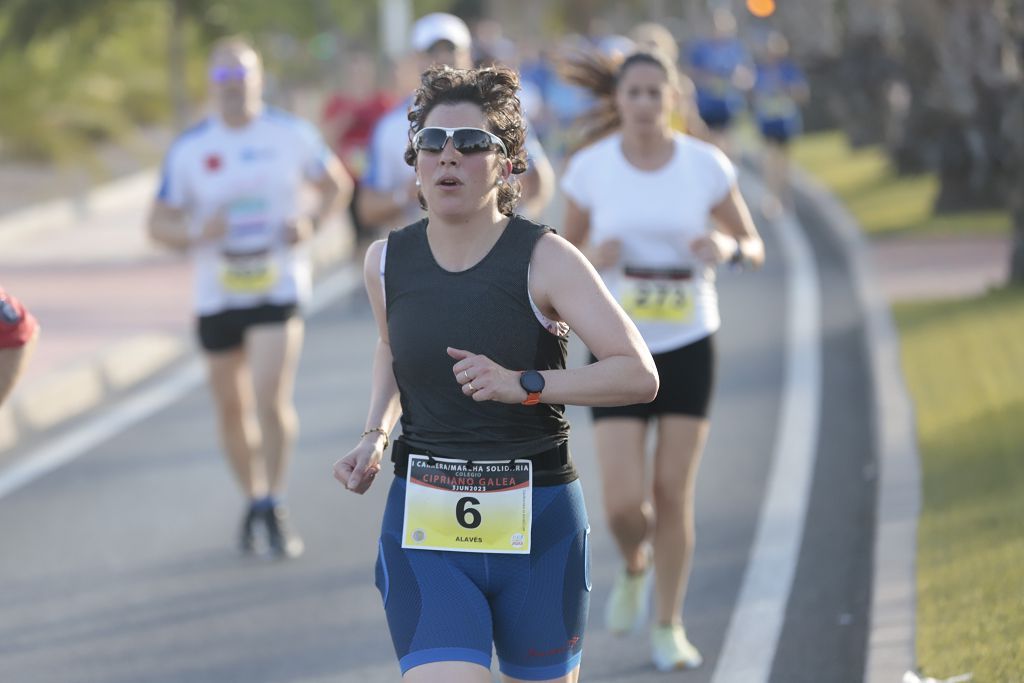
[358,13,554,234]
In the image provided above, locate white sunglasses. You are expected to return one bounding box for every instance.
[412,126,508,157]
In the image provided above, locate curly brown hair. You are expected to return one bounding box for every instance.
[404,65,527,216]
[558,49,678,152]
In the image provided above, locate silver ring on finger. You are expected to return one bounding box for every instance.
[467,382,475,392]
[462,370,470,382]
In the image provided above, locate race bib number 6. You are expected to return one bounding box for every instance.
[402,455,532,554]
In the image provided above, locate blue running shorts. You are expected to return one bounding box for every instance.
[375,476,591,680]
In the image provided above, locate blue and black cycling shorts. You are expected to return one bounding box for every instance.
[375,476,591,680]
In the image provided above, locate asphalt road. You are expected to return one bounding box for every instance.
[0,193,876,683]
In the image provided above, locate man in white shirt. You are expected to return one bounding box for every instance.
[148,37,352,559]
[357,12,554,234]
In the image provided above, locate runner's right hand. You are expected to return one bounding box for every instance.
[198,211,229,243]
[334,440,383,495]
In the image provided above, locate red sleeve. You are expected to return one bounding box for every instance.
[322,94,346,122]
[0,288,38,349]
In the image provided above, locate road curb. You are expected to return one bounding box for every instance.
[0,214,357,458]
[0,170,158,248]
[790,166,920,683]
[1,332,190,455]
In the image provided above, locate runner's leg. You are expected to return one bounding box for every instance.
[206,347,265,498]
[651,415,709,625]
[246,316,303,495]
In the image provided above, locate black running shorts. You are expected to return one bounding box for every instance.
[590,334,715,420]
[196,303,298,352]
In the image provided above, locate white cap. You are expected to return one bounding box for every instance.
[411,13,472,53]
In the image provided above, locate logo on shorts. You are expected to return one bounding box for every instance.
[510,533,525,548]
[528,635,581,658]
[411,529,426,543]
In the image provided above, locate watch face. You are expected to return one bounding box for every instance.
[520,370,544,394]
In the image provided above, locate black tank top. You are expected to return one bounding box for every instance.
[385,215,575,484]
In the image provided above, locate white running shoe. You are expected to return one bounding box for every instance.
[604,566,652,635]
[651,624,703,672]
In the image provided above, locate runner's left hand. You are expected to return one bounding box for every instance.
[690,231,738,265]
[284,216,316,245]
[448,347,526,404]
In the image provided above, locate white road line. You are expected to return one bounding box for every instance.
[710,177,822,682]
[0,361,204,500]
[0,264,360,501]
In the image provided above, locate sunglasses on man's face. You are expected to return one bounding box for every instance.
[413,127,508,157]
[209,66,250,83]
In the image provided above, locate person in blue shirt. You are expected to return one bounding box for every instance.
[686,9,754,153]
[751,32,809,218]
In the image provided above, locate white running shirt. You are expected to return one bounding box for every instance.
[561,132,737,353]
[157,109,331,316]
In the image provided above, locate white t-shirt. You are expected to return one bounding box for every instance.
[157,109,331,316]
[361,97,425,231]
[561,132,736,353]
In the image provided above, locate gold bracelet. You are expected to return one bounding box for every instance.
[360,427,390,450]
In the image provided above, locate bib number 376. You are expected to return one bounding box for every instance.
[402,455,532,554]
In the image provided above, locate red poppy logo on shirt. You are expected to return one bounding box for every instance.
[205,154,222,172]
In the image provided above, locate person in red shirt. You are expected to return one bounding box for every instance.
[0,286,40,406]
[321,49,395,249]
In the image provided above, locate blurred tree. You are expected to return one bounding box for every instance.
[898,0,1014,212]
[0,0,382,161]
[1006,0,1023,282]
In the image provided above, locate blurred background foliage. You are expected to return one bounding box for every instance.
[0,0,393,162]
[0,0,1021,278]
[0,0,651,163]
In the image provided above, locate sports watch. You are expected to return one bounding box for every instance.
[519,370,545,406]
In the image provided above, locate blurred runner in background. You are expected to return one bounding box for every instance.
[685,9,754,154]
[321,47,395,253]
[752,31,809,218]
[628,21,710,141]
[560,48,764,672]
[148,37,352,559]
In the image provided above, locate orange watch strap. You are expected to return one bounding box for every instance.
[522,392,541,406]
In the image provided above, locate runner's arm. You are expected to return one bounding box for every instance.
[360,239,402,438]
[356,181,417,228]
[309,156,353,228]
[527,233,658,407]
[710,185,765,268]
[518,151,555,218]
[333,239,402,493]
[563,198,620,269]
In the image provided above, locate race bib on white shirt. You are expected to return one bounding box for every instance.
[618,266,696,323]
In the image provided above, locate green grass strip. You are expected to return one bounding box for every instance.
[894,287,1024,680]
[791,131,1009,238]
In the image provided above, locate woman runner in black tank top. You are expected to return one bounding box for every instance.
[333,65,658,683]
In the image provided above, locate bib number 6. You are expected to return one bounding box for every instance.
[456,497,482,529]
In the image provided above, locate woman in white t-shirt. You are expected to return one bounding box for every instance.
[560,49,764,672]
